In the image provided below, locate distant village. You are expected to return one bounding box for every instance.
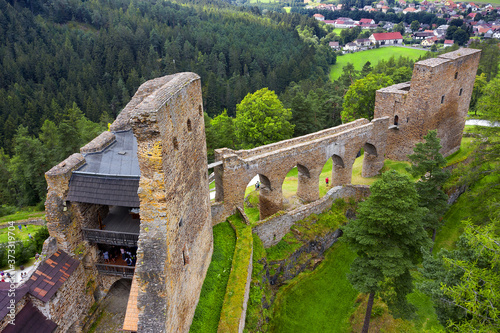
[309,1,500,53]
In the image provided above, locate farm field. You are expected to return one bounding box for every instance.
[330,46,428,80]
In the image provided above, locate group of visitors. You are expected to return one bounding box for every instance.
[101,246,136,266]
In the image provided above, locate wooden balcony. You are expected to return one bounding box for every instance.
[96,263,135,278]
[82,228,139,247]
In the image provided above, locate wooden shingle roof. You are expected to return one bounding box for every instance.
[0,282,29,320]
[28,250,79,302]
[3,301,57,333]
[66,174,140,207]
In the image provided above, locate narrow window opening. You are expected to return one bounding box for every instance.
[441,95,445,104]
[187,119,192,132]
[173,137,179,150]
[407,117,410,123]
[182,247,190,265]
[454,72,458,79]
[199,105,203,116]
[394,115,399,126]
[459,88,463,96]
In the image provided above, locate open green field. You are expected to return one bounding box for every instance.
[0,224,45,243]
[331,28,345,35]
[474,0,500,4]
[330,47,428,81]
[0,210,45,225]
[270,242,358,333]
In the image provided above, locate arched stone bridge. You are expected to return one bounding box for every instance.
[212,117,389,221]
[211,48,481,223]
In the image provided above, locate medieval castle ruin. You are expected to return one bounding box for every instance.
[0,48,480,332]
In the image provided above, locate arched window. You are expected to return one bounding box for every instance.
[394,115,399,126]
[187,119,192,132]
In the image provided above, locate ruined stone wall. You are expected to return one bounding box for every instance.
[253,185,371,248]
[31,263,94,332]
[45,154,86,253]
[213,117,388,223]
[130,73,213,333]
[375,48,481,160]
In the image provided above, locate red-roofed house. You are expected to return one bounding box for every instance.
[468,12,477,19]
[360,18,375,24]
[403,7,418,13]
[369,32,404,45]
[313,14,325,21]
[444,39,454,47]
[329,41,341,50]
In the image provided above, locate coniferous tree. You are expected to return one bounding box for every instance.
[407,130,450,247]
[342,170,430,333]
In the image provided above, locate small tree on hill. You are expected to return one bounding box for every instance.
[407,130,450,248]
[234,88,294,149]
[341,73,393,122]
[342,171,430,333]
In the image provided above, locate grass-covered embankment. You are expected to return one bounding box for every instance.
[190,221,236,333]
[270,241,358,332]
[217,214,253,332]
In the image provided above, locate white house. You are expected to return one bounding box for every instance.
[369,32,404,45]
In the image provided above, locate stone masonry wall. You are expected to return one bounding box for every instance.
[374,48,481,160]
[30,262,94,333]
[213,117,387,223]
[130,73,213,333]
[253,185,370,248]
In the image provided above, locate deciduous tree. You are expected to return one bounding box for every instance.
[341,73,393,122]
[234,88,294,149]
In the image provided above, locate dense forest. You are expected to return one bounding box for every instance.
[0,0,334,151]
[0,0,336,206]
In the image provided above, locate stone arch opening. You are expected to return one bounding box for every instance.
[394,115,399,126]
[242,173,273,223]
[332,154,345,168]
[88,278,132,330]
[321,153,348,196]
[281,165,305,211]
[364,143,377,156]
[361,142,384,179]
[297,163,310,178]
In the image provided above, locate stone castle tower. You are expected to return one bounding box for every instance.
[130,73,213,332]
[374,48,481,160]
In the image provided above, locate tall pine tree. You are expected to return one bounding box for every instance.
[342,171,430,332]
[407,130,450,247]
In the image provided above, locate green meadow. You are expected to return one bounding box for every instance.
[330,47,428,81]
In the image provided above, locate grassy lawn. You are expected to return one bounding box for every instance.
[0,224,45,243]
[331,28,345,35]
[330,47,428,81]
[445,136,477,166]
[270,242,358,333]
[190,221,236,333]
[0,211,45,225]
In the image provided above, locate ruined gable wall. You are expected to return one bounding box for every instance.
[375,48,481,160]
[130,72,213,333]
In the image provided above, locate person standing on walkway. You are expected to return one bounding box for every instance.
[325,177,329,186]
